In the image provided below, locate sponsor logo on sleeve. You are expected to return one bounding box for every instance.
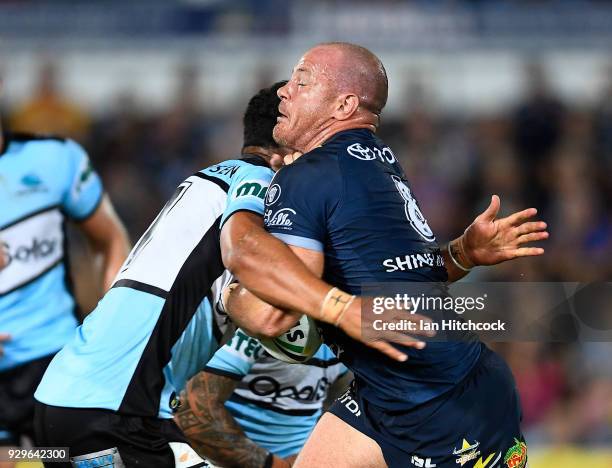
[72,157,96,197]
[264,207,296,229]
[234,179,268,200]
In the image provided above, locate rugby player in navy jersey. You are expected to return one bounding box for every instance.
[222,42,548,468]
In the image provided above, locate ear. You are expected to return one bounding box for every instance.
[333,93,360,121]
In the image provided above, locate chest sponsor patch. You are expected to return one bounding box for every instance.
[0,208,64,295]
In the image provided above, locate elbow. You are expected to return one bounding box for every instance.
[221,246,243,275]
[222,238,258,278]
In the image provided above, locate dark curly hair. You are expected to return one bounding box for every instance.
[242,80,287,150]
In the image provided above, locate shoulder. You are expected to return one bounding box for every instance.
[5,134,92,187]
[7,133,82,156]
[200,156,274,189]
[274,147,340,184]
[8,132,67,145]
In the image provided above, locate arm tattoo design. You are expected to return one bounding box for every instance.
[175,371,270,468]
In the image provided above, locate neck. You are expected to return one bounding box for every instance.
[303,117,377,153]
[241,145,274,162]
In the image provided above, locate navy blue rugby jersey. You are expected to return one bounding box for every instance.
[263,128,481,411]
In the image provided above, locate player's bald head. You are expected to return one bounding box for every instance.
[274,42,388,152]
[305,42,388,115]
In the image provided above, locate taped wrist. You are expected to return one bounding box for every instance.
[320,287,356,326]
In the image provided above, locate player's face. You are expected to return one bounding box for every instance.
[274,48,338,151]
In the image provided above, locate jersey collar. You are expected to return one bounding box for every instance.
[322,128,374,146]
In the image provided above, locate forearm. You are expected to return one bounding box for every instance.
[226,285,301,339]
[176,375,269,468]
[98,234,130,290]
[79,196,131,291]
[222,215,330,321]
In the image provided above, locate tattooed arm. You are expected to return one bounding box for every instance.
[175,370,290,468]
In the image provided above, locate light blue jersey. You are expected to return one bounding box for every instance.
[0,133,103,372]
[35,156,274,419]
[205,329,348,458]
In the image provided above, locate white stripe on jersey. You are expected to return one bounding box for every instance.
[113,175,227,293]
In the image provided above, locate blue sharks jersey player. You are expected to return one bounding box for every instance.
[176,328,347,468]
[34,151,276,467]
[0,126,129,460]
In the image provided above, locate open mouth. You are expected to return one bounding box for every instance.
[277,107,288,121]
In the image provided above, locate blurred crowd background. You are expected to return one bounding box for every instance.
[1,1,611,466]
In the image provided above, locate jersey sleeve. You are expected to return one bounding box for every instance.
[61,139,104,221]
[220,164,274,228]
[264,153,342,252]
[204,329,264,380]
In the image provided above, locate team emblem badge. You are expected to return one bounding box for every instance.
[452,439,480,466]
[504,438,527,468]
[266,184,281,205]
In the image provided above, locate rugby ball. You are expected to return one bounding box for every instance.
[260,315,323,364]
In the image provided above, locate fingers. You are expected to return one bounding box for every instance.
[283,151,302,165]
[507,247,545,258]
[475,194,501,223]
[517,231,549,245]
[502,208,539,227]
[366,340,409,362]
[515,221,547,236]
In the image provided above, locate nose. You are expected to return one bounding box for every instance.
[277,82,289,100]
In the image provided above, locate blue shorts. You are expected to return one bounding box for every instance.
[328,346,527,468]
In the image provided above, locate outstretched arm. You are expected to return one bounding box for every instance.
[442,195,548,281]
